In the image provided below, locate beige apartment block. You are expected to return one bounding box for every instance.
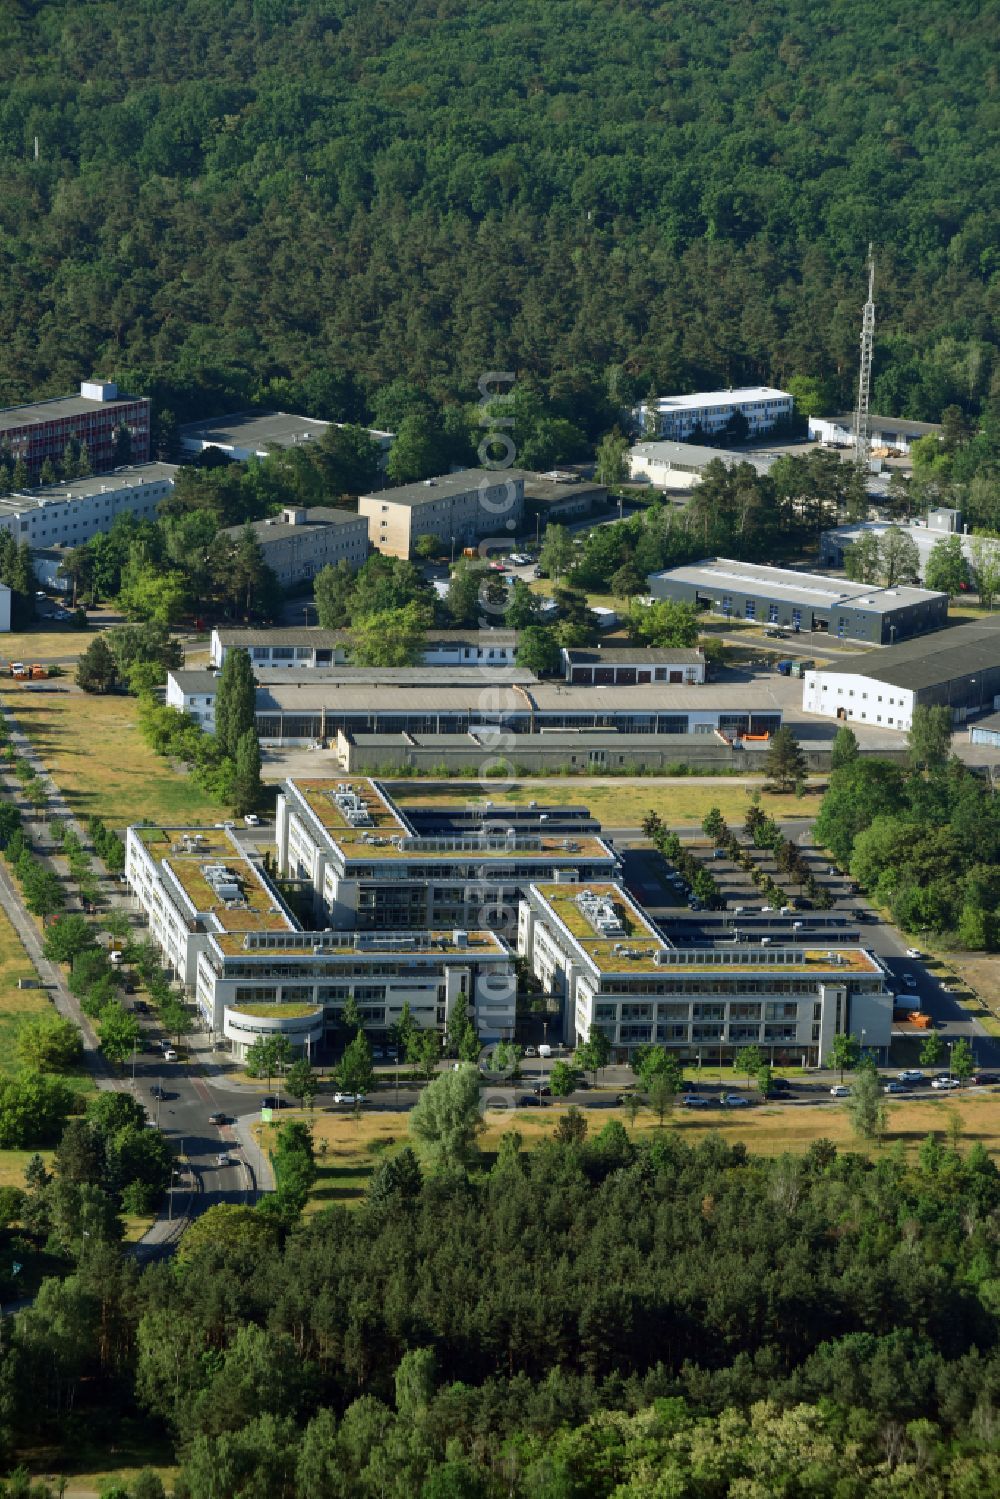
[359,469,523,558]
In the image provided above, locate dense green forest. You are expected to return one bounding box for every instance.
[0,0,996,432]
[4,1126,1000,1495]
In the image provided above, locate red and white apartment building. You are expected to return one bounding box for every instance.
[0,380,150,481]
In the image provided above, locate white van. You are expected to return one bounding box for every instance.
[537,1043,552,1059]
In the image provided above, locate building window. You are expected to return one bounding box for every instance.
[768,604,779,623]
[744,600,756,620]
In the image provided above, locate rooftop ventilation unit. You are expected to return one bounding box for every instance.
[332,786,373,826]
[575,889,625,937]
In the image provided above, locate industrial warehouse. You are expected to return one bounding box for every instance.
[646,557,948,645]
[166,670,784,746]
[801,619,1000,732]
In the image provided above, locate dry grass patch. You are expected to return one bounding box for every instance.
[390,779,819,827]
[278,1091,1000,1212]
[3,682,226,827]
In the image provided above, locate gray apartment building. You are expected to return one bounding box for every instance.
[358,470,524,559]
[646,558,948,645]
[224,505,369,587]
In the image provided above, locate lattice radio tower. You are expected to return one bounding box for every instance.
[853,243,876,471]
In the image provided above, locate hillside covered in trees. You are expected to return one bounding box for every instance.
[0,0,996,433]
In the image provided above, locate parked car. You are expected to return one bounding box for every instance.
[682,1094,712,1108]
[517,1094,548,1107]
[261,1095,284,1110]
[208,1112,230,1127]
[972,1073,998,1086]
[903,974,918,989]
[333,1092,366,1105]
[150,1084,166,1101]
[931,1076,960,1091]
[163,1047,178,1062]
[905,948,923,959]
[524,1045,538,1057]
[898,1070,924,1084]
[830,1084,851,1097]
[767,1077,791,1093]
[243,813,261,827]
[721,1093,752,1108]
[883,1080,910,1094]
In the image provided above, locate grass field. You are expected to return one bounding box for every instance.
[0,628,95,664]
[390,779,821,826]
[261,1090,1000,1211]
[3,682,226,828]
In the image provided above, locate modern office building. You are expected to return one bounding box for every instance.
[0,463,177,552]
[359,470,524,559]
[125,820,516,1053]
[275,776,619,939]
[646,558,948,644]
[809,413,941,456]
[627,440,775,489]
[178,410,394,465]
[208,626,519,671]
[519,881,892,1062]
[634,387,793,440]
[802,619,1000,732]
[222,505,369,587]
[0,381,151,482]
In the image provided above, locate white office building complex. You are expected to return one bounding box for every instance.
[519,882,892,1063]
[0,463,178,551]
[634,387,793,440]
[125,820,516,1054]
[276,776,619,939]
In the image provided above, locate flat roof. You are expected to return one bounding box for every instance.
[650,387,791,411]
[348,732,768,751]
[179,410,393,452]
[0,390,146,434]
[283,776,613,863]
[252,679,784,714]
[134,827,294,936]
[564,647,704,666]
[359,468,522,508]
[171,665,535,693]
[823,413,942,437]
[648,557,945,613]
[511,471,607,504]
[222,506,364,541]
[531,882,883,978]
[809,619,1000,691]
[212,927,508,959]
[3,463,178,515]
[214,626,517,649]
[630,439,774,473]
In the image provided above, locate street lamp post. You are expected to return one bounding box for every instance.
[948,1040,954,1081]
